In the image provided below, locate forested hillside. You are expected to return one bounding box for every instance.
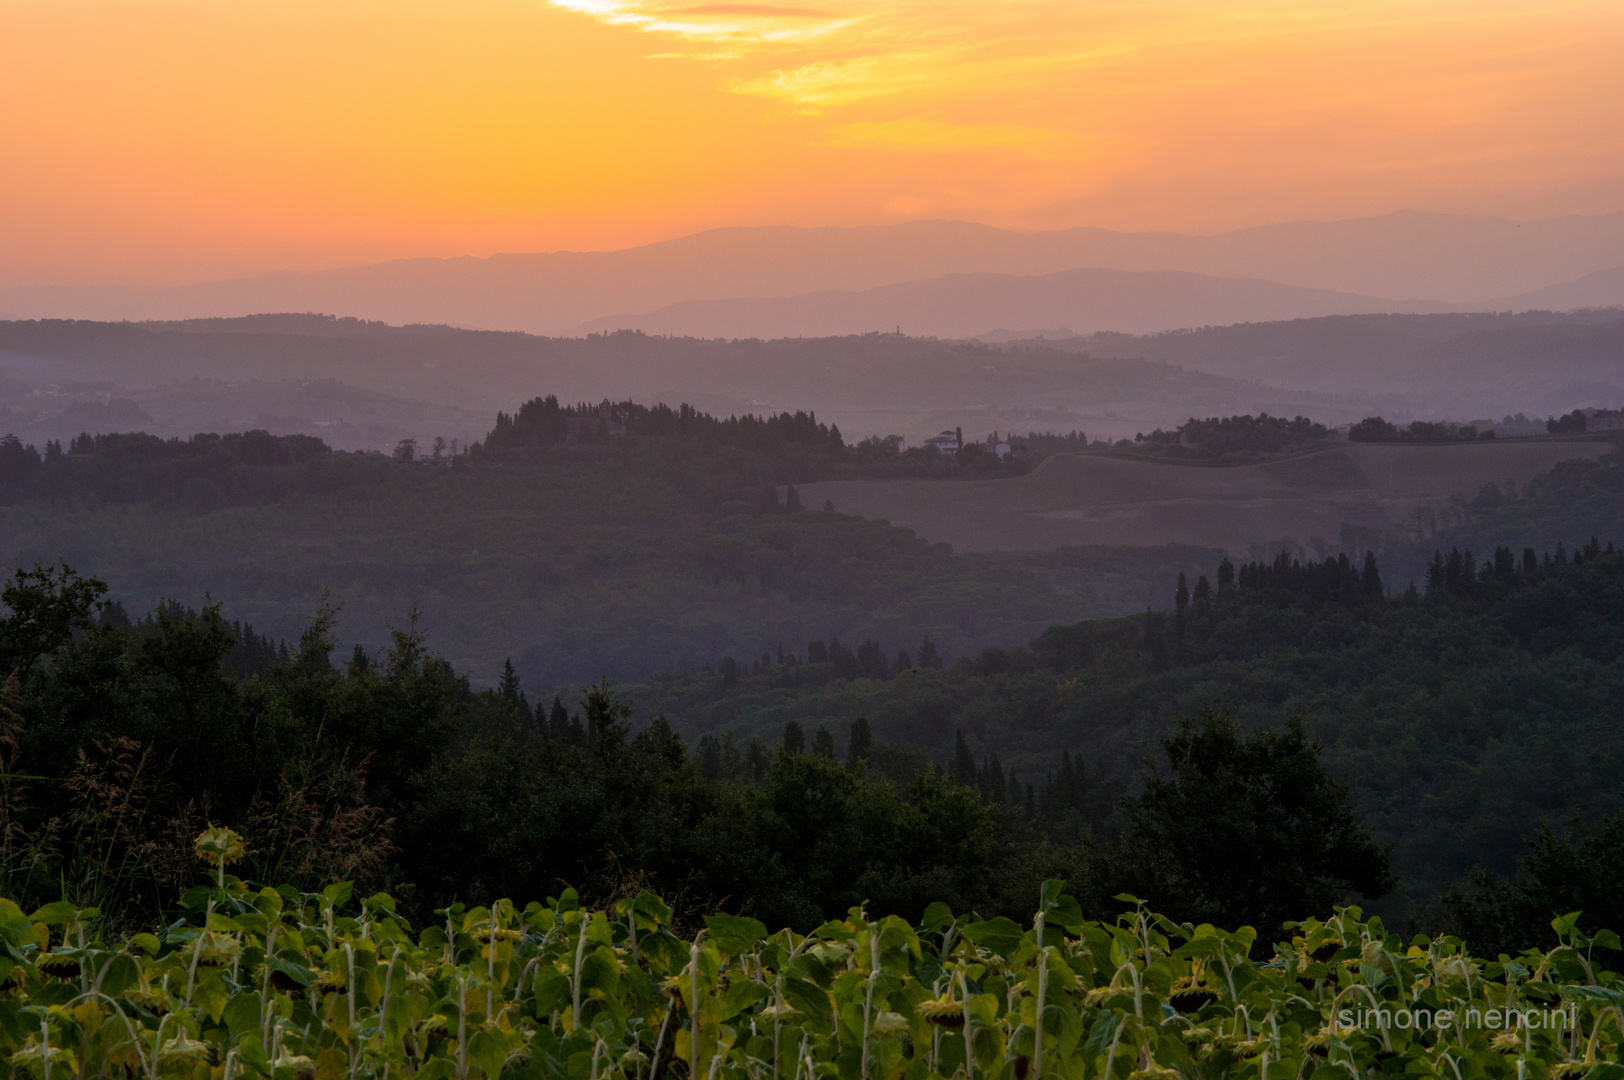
[630,537,1624,925]
[0,405,1208,685]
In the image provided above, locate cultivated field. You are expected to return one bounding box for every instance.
[800,437,1611,554]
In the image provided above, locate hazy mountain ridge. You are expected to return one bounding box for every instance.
[2,311,1617,449]
[4,211,1624,335]
[570,266,1471,339]
[0,317,1380,445]
[1051,310,1624,414]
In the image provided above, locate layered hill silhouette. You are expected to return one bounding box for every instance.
[4,211,1623,335]
[569,267,1466,339]
[2,310,1618,443]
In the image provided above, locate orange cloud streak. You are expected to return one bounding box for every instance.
[1,0,1620,286]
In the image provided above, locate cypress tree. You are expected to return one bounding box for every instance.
[1361,552,1383,598]
[846,717,872,767]
[953,729,976,786]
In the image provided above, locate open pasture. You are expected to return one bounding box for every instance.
[800,437,1610,554]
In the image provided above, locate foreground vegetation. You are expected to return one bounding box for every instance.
[3,835,1621,1080]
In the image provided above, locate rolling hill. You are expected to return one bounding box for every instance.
[798,439,1614,560]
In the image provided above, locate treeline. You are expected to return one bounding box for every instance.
[0,428,385,509]
[478,397,844,478]
[1132,413,1330,459]
[475,395,1040,484]
[1379,446,1624,584]
[1349,416,1495,442]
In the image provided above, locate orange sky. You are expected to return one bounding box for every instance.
[2,0,1622,287]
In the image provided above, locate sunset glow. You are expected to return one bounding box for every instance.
[2,0,1621,286]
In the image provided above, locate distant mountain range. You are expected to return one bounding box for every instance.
[2,211,1622,338]
[569,267,1467,339]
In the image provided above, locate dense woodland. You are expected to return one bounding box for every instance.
[629,535,1624,935]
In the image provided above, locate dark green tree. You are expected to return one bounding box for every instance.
[1174,572,1189,645]
[1444,811,1624,957]
[1096,705,1395,938]
[782,720,805,756]
[0,562,107,675]
[496,657,529,719]
[1191,574,1212,615]
[953,729,976,786]
[846,717,872,767]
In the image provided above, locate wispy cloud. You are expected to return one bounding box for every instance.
[548,0,855,45]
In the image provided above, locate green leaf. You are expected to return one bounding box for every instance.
[237,1033,270,1078]
[265,955,315,988]
[1039,880,1063,913]
[1592,929,1622,952]
[531,966,571,1017]
[415,1059,458,1080]
[961,917,1025,956]
[720,980,770,1022]
[27,901,76,925]
[194,970,231,1023]
[0,918,38,949]
[1046,895,1086,933]
[223,991,264,1037]
[633,892,672,929]
[921,903,955,933]
[1083,1011,1123,1068]
[580,945,619,994]
[705,914,768,955]
[468,1028,520,1080]
[96,954,140,997]
[781,976,831,1020]
[322,882,354,910]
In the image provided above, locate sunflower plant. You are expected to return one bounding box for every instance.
[0,830,1619,1080]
